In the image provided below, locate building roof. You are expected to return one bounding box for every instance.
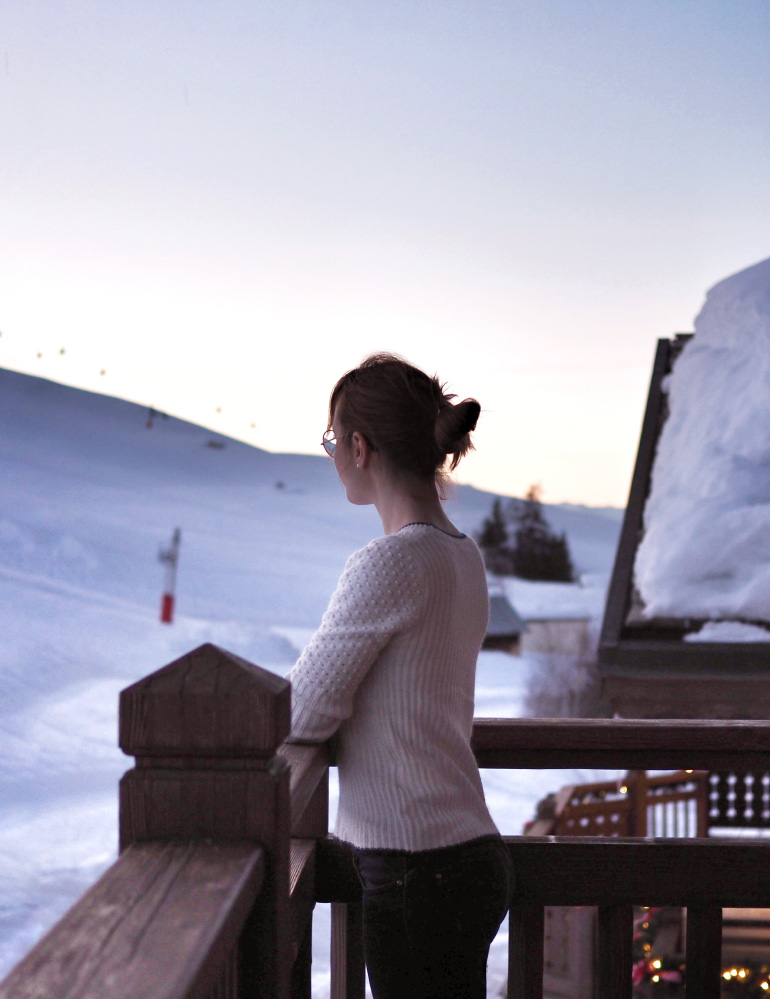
[486,593,527,638]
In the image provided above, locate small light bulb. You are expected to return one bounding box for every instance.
[652,960,662,969]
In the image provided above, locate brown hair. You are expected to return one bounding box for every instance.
[328,352,480,481]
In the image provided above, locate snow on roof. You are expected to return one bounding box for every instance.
[634,257,770,624]
[486,593,527,637]
[684,621,770,643]
[491,574,605,622]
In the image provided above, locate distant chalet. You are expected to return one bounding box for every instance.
[483,593,527,655]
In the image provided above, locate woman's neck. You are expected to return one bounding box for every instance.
[372,476,459,536]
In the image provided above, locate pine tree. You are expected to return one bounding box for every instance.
[476,498,516,575]
[508,485,575,582]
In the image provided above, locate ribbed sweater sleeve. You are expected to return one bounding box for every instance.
[287,537,425,743]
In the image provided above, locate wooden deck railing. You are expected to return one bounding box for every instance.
[527,769,710,838]
[3,643,770,999]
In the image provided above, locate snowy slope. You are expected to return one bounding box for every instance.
[0,368,623,987]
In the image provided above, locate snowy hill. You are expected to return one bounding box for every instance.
[0,367,623,986]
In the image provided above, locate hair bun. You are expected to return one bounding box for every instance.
[435,397,480,469]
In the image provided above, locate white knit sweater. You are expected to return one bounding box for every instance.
[287,523,499,851]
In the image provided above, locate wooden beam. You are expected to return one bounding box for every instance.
[596,905,633,999]
[685,905,722,999]
[506,837,770,908]
[0,842,264,999]
[600,337,673,651]
[330,903,365,999]
[507,904,543,999]
[289,840,316,966]
[280,743,330,837]
[471,717,770,770]
[317,835,770,907]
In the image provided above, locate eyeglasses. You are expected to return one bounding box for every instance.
[321,430,377,457]
[321,429,344,457]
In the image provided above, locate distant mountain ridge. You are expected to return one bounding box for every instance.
[0,365,622,583]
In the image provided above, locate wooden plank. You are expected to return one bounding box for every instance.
[685,905,722,999]
[503,838,770,908]
[330,903,365,999]
[0,841,264,999]
[279,743,330,837]
[507,904,543,999]
[601,672,770,723]
[316,835,770,907]
[627,770,648,837]
[600,642,770,675]
[596,905,632,999]
[471,717,770,770]
[290,924,312,999]
[289,840,316,965]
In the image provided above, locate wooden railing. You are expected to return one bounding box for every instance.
[527,769,710,838]
[3,643,770,999]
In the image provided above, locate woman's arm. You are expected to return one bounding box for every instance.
[286,539,424,743]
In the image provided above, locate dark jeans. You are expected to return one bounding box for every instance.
[354,835,514,999]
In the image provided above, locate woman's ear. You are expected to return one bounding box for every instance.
[350,431,370,470]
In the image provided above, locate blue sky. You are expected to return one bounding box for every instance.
[2,1,769,505]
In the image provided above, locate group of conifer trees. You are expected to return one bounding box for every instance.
[476,485,575,582]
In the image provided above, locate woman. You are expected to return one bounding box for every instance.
[287,352,513,999]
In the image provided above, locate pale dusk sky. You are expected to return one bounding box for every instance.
[2,1,769,505]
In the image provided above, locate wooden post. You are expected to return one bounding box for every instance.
[626,770,649,837]
[596,905,633,999]
[686,905,722,999]
[697,774,710,837]
[330,902,365,999]
[507,903,544,999]
[118,643,291,999]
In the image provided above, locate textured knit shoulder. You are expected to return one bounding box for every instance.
[286,532,428,742]
[321,531,428,634]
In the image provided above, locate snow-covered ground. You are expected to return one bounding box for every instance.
[0,367,623,991]
[634,256,770,633]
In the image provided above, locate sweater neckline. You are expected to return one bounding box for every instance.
[396,522,467,540]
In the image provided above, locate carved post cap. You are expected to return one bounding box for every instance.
[119,643,290,758]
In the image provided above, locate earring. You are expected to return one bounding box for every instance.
[356,463,360,468]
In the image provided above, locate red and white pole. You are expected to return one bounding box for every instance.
[158,527,181,624]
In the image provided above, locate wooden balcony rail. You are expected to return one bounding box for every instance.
[527,770,709,837]
[470,716,770,770]
[0,841,265,999]
[2,643,770,999]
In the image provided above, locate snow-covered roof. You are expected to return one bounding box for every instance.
[633,256,770,629]
[486,593,526,637]
[490,574,606,622]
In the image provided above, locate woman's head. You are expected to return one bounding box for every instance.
[328,353,480,486]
